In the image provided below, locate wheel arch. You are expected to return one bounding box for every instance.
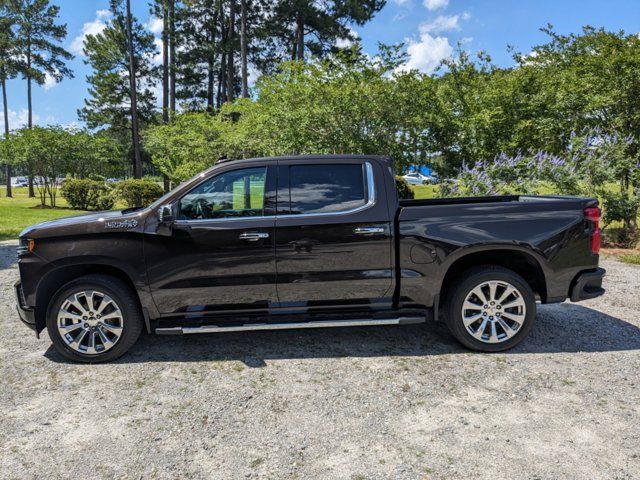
[438,247,548,306]
[34,262,145,334]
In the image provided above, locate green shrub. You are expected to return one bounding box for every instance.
[395,177,415,199]
[114,178,164,208]
[61,178,114,211]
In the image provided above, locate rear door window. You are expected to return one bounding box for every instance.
[287,164,367,215]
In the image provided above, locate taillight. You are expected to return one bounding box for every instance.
[584,207,601,254]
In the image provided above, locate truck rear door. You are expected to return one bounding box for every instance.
[274,158,393,309]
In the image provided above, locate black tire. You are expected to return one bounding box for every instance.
[46,274,143,363]
[445,265,536,352]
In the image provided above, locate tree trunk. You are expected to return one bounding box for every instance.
[1,76,11,197]
[295,11,304,62]
[161,1,170,192]
[26,42,34,197]
[207,58,215,110]
[162,0,169,123]
[217,4,227,108]
[126,0,143,179]
[169,0,176,115]
[206,8,219,111]
[226,0,236,103]
[219,50,227,107]
[240,0,248,98]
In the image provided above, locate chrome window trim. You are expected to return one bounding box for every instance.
[174,161,375,224]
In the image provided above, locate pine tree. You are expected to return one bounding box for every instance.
[0,9,22,197]
[9,0,73,195]
[256,0,385,71]
[78,0,158,178]
[173,0,222,110]
[150,0,172,191]
[240,0,248,98]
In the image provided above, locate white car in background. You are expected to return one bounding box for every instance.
[402,172,438,185]
[10,177,29,188]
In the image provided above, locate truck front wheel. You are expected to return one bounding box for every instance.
[46,274,143,363]
[445,266,536,352]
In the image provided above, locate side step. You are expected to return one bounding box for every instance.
[155,316,425,335]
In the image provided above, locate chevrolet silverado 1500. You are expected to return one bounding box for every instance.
[15,155,605,362]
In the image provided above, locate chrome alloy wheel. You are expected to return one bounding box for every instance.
[461,280,526,344]
[57,290,124,355]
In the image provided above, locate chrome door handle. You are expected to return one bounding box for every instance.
[354,226,385,235]
[239,232,269,241]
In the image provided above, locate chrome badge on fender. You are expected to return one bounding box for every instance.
[105,219,138,229]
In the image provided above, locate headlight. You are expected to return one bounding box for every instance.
[17,238,35,256]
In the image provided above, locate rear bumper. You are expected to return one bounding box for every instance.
[570,268,606,302]
[14,281,37,332]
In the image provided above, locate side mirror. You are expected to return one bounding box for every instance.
[158,204,174,223]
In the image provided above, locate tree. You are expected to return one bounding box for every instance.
[9,0,73,196]
[9,126,71,207]
[521,26,640,193]
[125,0,142,178]
[146,47,440,179]
[0,8,22,197]
[174,0,227,109]
[255,0,385,70]
[240,0,248,97]
[78,0,158,178]
[169,0,177,113]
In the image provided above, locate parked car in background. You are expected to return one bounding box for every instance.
[10,177,29,188]
[402,172,438,185]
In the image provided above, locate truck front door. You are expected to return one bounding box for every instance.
[145,164,278,315]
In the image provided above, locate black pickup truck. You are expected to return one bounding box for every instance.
[15,155,605,362]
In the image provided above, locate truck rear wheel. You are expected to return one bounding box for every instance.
[445,266,536,352]
[46,274,143,363]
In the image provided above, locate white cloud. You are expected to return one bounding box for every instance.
[247,63,261,88]
[419,12,470,34]
[423,0,449,11]
[42,72,58,91]
[398,32,453,73]
[0,108,41,131]
[336,27,358,48]
[70,9,112,55]
[149,37,164,65]
[146,15,163,35]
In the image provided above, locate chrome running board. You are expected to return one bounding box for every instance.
[155,316,425,335]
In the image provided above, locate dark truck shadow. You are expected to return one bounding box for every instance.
[0,242,18,269]
[45,303,640,366]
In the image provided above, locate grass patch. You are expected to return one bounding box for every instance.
[0,187,89,241]
[411,184,438,199]
[618,253,640,265]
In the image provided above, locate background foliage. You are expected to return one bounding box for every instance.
[0,2,639,245]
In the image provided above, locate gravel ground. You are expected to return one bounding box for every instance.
[0,239,638,480]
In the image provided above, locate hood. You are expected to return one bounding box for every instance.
[19,208,148,239]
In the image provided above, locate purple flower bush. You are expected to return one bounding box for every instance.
[439,128,640,245]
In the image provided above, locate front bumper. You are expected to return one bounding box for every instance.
[570,268,606,302]
[14,281,37,332]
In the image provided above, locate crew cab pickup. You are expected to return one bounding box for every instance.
[15,155,605,362]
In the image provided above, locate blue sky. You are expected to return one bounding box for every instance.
[2,0,640,130]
